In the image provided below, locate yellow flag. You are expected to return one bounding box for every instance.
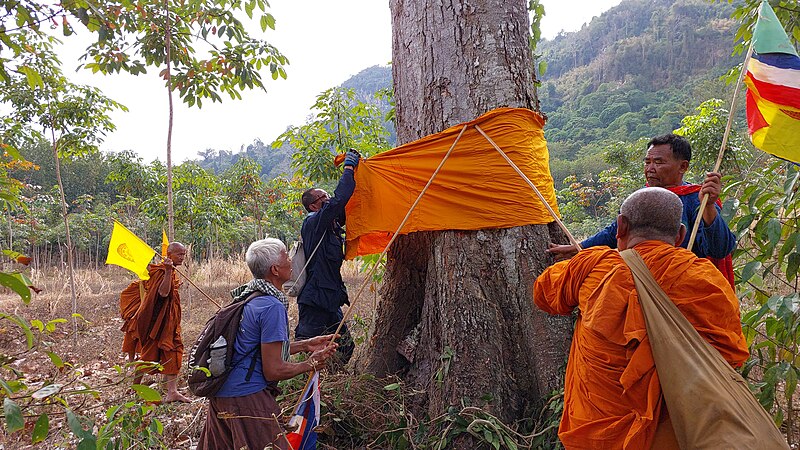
[161,229,169,257]
[106,221,156,280]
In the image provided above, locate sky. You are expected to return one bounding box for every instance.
[59,0,623,163]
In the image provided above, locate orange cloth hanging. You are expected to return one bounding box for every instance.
[342,107,560,259]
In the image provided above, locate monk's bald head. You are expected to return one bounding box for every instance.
[167,242,185,253]
[619,187,683,243]
[166,242,187,265]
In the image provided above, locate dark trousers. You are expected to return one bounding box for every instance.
[295,304,354,365]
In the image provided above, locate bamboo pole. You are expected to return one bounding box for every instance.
[475,124,582,250]
[293,125,469,413]
[687,41,754,252]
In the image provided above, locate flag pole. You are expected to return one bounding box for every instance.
[687,40,755,252]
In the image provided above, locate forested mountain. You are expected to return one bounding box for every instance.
[194,139,294,179]
[538,0,738,159]
[192,0,739,183]
[194,65,393,178]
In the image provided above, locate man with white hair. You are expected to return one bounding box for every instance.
[199,238,338,450]
[533,187,748,449]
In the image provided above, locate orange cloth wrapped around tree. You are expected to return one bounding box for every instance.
[119,280,145,354]
[533,241,748,449]
[134,263,184,375]
[342,107,559,259]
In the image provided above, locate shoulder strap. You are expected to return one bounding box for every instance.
[138,280,147,302]
[290,231,326,285]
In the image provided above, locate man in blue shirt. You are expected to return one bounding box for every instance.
[547,134,736,285]
[198,238,337,450]
[296,150,360,365]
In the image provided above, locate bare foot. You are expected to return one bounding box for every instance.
[164,392,191,403]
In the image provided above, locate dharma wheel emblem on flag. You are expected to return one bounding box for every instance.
[117,243,136,263]
[105,222,155,280]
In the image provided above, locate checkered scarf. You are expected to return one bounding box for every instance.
[229,278,288,310]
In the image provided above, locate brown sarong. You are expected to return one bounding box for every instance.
[198,388,289,450]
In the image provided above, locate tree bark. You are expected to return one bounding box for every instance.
[164,0,175,240]
[363,0,572,432]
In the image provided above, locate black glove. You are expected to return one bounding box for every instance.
[344,150,360,168]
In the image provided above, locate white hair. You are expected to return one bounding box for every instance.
[245,238,287,279]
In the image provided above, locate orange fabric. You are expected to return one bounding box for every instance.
[533,241,748,450]
[120,280,145,353]
[134,264,184,375]
[341,108,559,259]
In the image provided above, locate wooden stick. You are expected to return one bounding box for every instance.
[475,124,582,250]
[292,125,469,420]
[687,41,754,252]
[327,125,468,347]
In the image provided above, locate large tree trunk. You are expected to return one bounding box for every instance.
[363,0,572,432]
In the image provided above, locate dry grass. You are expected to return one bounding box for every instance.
[0,258,378,449]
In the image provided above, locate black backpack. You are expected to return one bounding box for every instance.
[187,291,263,397]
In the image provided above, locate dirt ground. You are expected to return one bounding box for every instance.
[0,258,377,449]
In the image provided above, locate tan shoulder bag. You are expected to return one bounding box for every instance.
[619,249,788,450]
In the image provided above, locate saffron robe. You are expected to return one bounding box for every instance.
[533,241,748,449]
[134,263,183,374]
[119,280,146,353]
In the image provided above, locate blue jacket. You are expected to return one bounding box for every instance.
[298,169,355,313]
[582,184,736,259]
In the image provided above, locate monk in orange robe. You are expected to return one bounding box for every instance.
[133,242,190,403]
[534,187,748,449]
[119,279,146,361]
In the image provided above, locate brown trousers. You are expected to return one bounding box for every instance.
[198,388,289,450]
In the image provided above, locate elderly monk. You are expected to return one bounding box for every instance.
[534,187,748,449]
[133,241,190,403]
[547,134,737,287]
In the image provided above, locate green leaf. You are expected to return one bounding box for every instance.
[0,272,31,304]
[132,384,162,402]
[3,398,24,433]
[32,413,49,443]
[383,382,400,391]
[740,260,762,284]
[18,66,43,88]
[45,318,67,333]
[76,435,97,450]
[66,409,92,439]
[786,365,798,399]
[787,252,800,282]
[766,218,782,248]
[0,313,33,348]
[30,319,44,332]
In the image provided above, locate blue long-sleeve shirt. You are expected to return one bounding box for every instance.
[582,185,736,259]
[297,168,355,312]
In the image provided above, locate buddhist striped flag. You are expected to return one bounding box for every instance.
[286,371,320,450]
[744,0,800,163]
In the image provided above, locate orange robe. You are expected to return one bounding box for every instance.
[119,280,146,353]
[134,263,183,375]
[533,241,749,450]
